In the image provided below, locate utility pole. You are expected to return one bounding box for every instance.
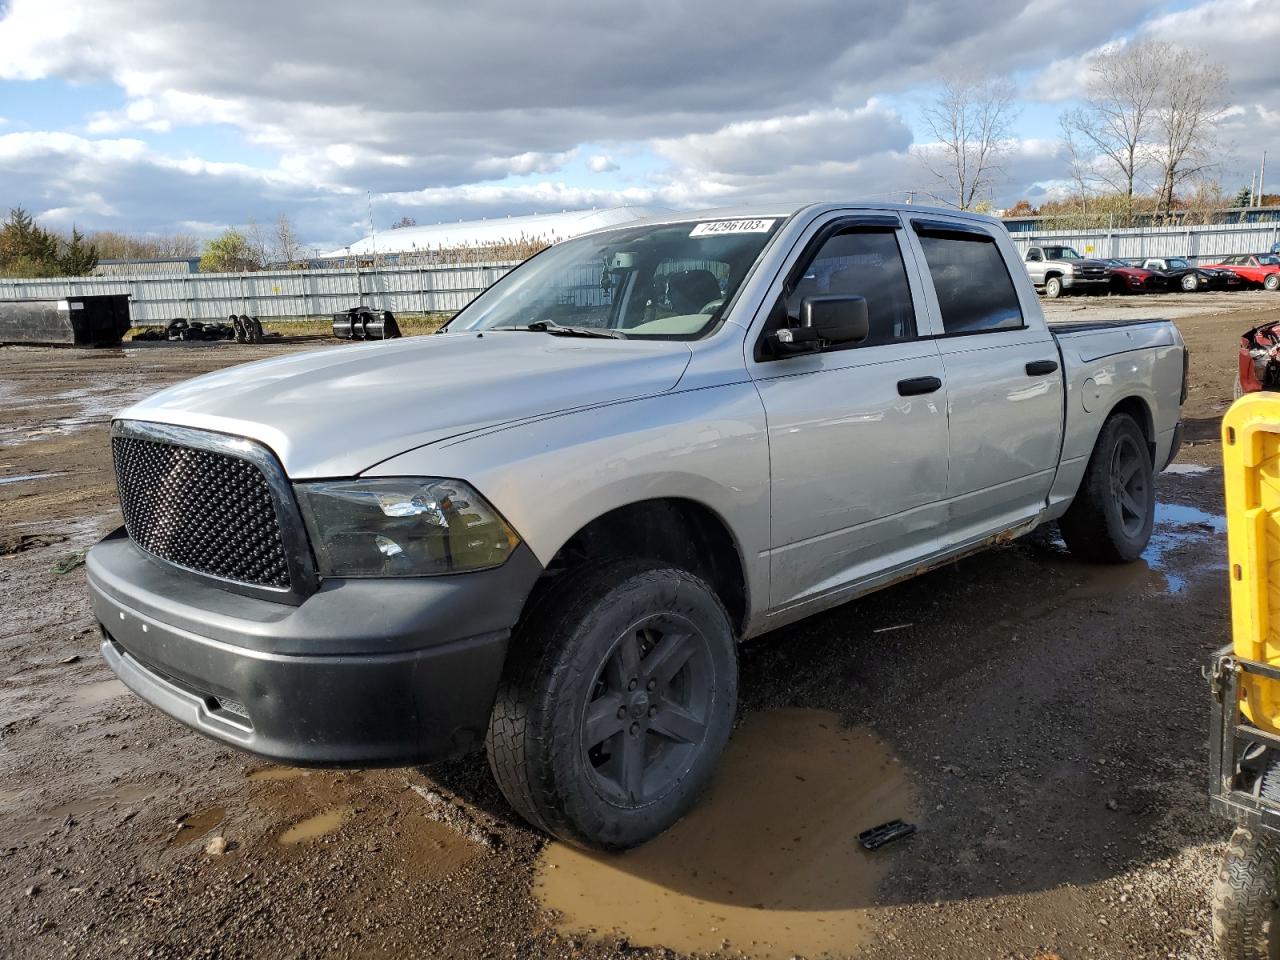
[1261,150,1268,208]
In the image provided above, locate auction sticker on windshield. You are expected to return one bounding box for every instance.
[689,219,775,237]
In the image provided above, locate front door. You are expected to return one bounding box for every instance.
[748,215,949,611]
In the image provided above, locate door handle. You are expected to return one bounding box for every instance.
[1026,360,1059,376]
[897,376,942,397]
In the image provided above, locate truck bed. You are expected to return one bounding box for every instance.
[1047,317,1170,333]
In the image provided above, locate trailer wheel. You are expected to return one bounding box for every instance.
[486,559,737,850]
[1045,276,1063,299]
[1214,827,1280,959]
[1059,412,1154,563]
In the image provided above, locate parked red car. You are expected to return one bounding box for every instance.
[1202,254,1280,291]
[1102,259,1163,293]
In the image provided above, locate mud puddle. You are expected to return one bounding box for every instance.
[1143,502,1227,593]
[0,472,66,485]
[278,807,353,845]
[536,708,916,959]
[72,678,129,707]
[247,766,311,783]
[171,806,226,845]
[7,782,153,846]
[1036,500,1226,600]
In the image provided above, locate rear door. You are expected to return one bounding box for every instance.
[747,212,949,610]
[904,218,1064,547]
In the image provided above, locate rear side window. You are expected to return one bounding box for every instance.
[916,230,1023,335]
[783,230,917,348]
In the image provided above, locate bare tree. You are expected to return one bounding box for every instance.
[1058,115,1095,218]
[86,231,200,260]
[274,213,303,267]
[1062,40,1169,221]
[391,215,417,229]
[918,74,1018,210]
[244,217,270,269]
[1152,49,1228,216]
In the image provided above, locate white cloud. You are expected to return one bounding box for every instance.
[3,0,1263,239]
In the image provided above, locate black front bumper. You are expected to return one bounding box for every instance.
[88,528,542,765]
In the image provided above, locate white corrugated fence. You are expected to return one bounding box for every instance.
[1005,220,1280,261]
[0,262,522,324]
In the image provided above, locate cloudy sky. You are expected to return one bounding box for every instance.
[0,0,1276,251]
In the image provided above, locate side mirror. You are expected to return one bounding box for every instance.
[769,295,870,355]
[801,294,869,344]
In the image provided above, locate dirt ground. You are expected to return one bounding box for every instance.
[0,291,1275,960]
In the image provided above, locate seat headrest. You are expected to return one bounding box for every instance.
[667,269,722,313]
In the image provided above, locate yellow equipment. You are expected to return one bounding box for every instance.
[1223,393,1280,735]
[1212,392,1280,960]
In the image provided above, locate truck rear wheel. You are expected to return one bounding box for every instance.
[1059,412,1154,563]
[1045,276,1063,298]
[486,559,737,850]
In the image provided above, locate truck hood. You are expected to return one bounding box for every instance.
[117,332,693,477]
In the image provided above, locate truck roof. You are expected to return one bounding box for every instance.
[597,202,1006,234]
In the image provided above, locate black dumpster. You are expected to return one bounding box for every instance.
[0,295,132,346]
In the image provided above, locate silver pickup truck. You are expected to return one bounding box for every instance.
[88,203,1186,849]
[1023,243,1112,298]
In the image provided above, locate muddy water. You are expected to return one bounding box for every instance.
[72,678,129,707]
[536,709,916,959]
[1040,500,1226,600]
[277,807,352,845]
[247,766,311,783]
[172,806,226,844]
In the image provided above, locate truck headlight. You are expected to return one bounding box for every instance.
[295,478,519,577]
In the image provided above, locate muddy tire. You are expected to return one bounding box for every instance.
[1213,827,1280,959]
[1266,274,1280,292]
[1045,276,1063,299]
[486,559,737,850]
[1059,412,1155,563]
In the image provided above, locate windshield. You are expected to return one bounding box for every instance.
[1044,246,1083,260]
[447,218,781,339]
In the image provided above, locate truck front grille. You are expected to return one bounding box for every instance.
[112,433,291,588]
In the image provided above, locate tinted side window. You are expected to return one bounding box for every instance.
[783,230,917,349]
[916,232,1023,335]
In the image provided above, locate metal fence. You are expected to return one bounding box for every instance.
[0,262,522,324]
[6,218,1280,323]
[1006,221,1280,262]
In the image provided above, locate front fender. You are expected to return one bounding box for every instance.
[365,384,772,622]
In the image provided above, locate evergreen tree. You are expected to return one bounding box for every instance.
[58,227,100,276]
[0,207,60,276]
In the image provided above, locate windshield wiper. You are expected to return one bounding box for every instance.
[525,320,626,339]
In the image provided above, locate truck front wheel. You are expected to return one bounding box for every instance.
[486,559,738,850]
[1045,276,1063,298]
[1059,412,1155,563]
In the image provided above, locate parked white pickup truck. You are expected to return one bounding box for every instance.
[89,203,1186,849]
